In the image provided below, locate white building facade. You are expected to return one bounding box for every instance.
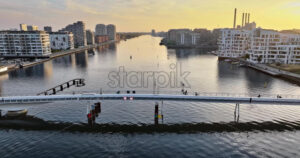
[218,29,250,58]
[218,28,300,64]
[50,32,74,50]
[248,29,300,64]
[0,31,51,57]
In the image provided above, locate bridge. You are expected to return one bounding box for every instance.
[0,93,299,105]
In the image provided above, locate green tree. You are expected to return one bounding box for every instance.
[244,54,250,60]
[257,55,262,63]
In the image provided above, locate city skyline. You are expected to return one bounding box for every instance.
[0,0,300,32]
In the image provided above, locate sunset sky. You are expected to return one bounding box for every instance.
[0,0,299,32]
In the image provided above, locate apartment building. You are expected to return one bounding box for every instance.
[60,21,87,47]
[49,32,74,50]
[27,25,38,31]
[167,29,200,46]
[106,24,116,41]
[86,30,95,45]
[218,28,300,64]
[248,29,300,64]
[95,24,106,36]
[218,29,251,58]
[44,26,52,32]
[0,31,51,57]
[20,24,27,31]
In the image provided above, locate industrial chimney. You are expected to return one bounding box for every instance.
[245,13,248,25]
[248,13,250,24]
[233,8,237,29]
[242,13,245,27]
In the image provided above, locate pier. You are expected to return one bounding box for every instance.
[37,78,85,95]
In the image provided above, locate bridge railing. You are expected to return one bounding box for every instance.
[1,89,300,99]
[64,90,300,99]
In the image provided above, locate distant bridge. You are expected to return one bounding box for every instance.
[0,93,299,105]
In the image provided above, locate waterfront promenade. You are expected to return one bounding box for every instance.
[0,40,117,74]
[210,51,300,85]
[241,59,300,84]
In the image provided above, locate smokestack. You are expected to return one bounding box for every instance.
[248,13,250,23]
[233,8,237,28]
[242,13,245,27]
[245,13,248,24]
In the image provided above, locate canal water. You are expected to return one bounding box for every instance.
[0,35,300,157]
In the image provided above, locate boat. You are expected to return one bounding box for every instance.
[224,59,232,62]
[0,66,8,75]
[18,63,24,68]
[239,63,246,67]
[5,109,28,117]
[231,61,240,65]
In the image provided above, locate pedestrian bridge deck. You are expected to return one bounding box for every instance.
[0,93,299,105]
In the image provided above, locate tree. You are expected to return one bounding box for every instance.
[257,55,262,63]
[276,62,281,66]
[244,53,250,60]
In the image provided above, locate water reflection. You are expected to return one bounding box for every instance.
[0,35,300,158]
[75,50,88,68]
[216,61,276,94]
[9,64,45,78]
[88,48,95,56]
[2,36,298,96]
[244,68,274,92]
[96,43,117,56]
[108,43,116,51]
[167,48,214,59]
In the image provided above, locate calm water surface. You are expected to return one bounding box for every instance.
[0,35,300,157]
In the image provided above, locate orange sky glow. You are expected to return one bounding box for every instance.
[0,0,299,32]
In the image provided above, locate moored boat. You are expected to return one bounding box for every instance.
[231,61,240,65]
[0,66,8,75]
[5,109,28,117]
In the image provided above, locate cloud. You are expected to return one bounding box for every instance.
[281,1,300,14]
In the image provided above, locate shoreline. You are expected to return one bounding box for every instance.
[212,53,300,86]
[1,40,118,74]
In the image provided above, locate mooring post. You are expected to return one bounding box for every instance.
[67,82,70,88]
[97,102,101,113]
[161,100,164,124]
[155,102,159,125]
[94,102,101,117]
[52,88,56,95]
[60,85,63,91]
[234,103,240,122]
[87,105,93,126]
